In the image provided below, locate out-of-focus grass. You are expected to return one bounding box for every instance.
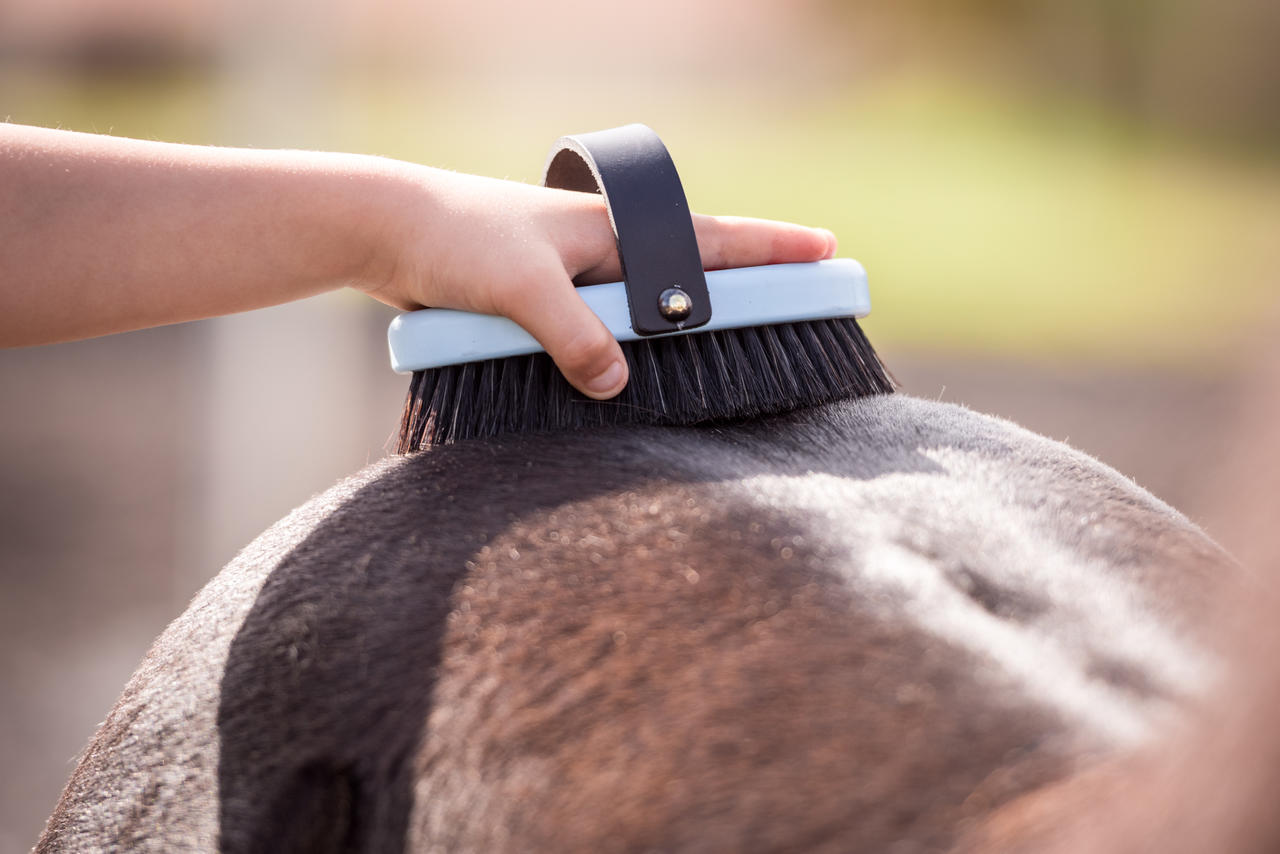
[6,71,1277,369]
[678,80,1280,370]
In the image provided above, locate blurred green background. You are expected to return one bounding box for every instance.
[3,0,1277,366]
[2,1,1278,850]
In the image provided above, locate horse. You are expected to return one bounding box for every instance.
[33,393,1247,852]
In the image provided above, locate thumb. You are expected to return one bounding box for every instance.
[502,272,629,400]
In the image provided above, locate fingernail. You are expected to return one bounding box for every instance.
[585,360,625,397]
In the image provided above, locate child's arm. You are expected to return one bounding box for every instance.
[0,123,835,398]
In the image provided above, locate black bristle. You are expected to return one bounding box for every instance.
[396,317,895,452]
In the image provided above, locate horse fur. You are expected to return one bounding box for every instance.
[35,394,1235,853]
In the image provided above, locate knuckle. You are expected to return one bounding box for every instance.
[485,283,516,318]
[555,327,613,375]
[487,277,532,317]
[697,218,729,270]
[490,259,562,318]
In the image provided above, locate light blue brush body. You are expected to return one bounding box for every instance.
[387,258,871,374]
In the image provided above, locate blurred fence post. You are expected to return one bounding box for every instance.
[180,0,389,595]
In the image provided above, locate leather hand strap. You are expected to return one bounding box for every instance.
[542,124,712,336]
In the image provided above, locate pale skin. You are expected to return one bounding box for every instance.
[0,123,837,399]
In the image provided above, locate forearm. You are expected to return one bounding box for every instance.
[0,124,401,346]
[0,123,839,399]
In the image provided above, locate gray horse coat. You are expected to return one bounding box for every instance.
[36,395,1232,852]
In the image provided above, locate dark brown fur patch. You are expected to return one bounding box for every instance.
[408,484,1072,853]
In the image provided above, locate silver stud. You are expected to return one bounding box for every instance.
[657,287,693,322]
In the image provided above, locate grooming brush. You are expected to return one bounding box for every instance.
[391,124,893,450]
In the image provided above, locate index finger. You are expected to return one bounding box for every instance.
[573,214,837,285]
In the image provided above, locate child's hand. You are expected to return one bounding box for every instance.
[359,167,838,399]
[2,125,837,402]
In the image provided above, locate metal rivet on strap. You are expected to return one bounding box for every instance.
[657,287,693,322]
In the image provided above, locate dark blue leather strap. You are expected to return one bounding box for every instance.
[542,124,712,336]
